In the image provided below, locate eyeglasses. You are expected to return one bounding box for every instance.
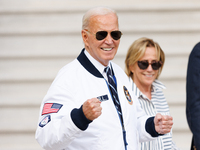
[85,29,122,41]
[137,60,162,70]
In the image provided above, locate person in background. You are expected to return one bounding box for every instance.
[125,37,179,150]
[186,42,200,150]
[35,7,173,150]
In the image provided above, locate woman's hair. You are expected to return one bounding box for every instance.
[82,7,118,30]
[125,37,165,79]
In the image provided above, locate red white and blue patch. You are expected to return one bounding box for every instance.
[123,86,133,105]
[42,103,63,115]
[39,115,51,127]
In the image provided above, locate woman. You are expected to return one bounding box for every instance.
[125,37,179,150]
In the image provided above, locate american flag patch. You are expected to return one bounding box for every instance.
[42,103,63,115]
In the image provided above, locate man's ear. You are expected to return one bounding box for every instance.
[82,30,88,45]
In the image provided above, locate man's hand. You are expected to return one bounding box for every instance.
[154,113,173,134]
[82,98,102,121]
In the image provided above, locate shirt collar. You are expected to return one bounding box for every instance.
[152,79,166,90]
[130,78,165,99]
[84,49,111,75]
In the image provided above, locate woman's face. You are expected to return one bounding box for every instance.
[130,47,159,89]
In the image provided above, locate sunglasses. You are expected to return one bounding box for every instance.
[85,29,122,41]
[137,60,162,70]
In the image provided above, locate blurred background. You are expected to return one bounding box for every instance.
[0,0,200,149]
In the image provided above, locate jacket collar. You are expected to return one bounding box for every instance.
[77,48,104,78]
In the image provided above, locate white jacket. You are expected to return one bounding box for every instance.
[35,49,155,150]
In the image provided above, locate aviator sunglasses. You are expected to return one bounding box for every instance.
[85,29,122,41]
[137,60,162,70]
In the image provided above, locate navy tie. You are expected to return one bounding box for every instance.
[104,67,123,124]
[104,66,128,149]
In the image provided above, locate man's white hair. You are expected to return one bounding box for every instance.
[82,7,118,30]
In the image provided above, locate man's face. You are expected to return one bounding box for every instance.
[82,13,120,66]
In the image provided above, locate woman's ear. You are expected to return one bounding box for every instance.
[129,64,135,74]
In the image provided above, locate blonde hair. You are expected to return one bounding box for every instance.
[125,37,165,79]
[82,7,118,30]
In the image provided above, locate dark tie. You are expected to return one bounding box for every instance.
[104,66,128,149]
[104,67,123,124]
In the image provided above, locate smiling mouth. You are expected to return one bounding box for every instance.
[145,74,153,77]
[101,48,112,51]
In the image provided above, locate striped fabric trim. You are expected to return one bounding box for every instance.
[130,78,173,150]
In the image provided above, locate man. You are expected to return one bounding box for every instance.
[35,7,173,150]
[186,42,200,150]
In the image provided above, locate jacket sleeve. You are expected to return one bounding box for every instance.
[131,94,158,142]
[186,42,200,149]
[35,84,83,150]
